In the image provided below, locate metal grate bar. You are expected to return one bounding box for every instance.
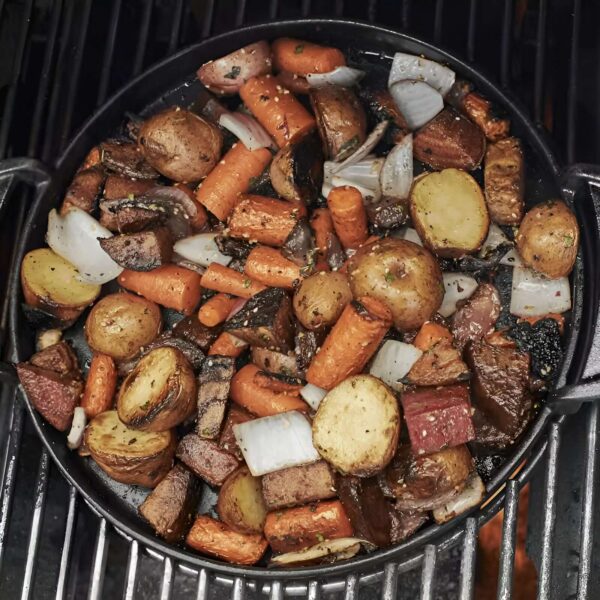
[459,517,478,600]
[97,0,123,105]
[195,568,208,600]
[168,0,184,55]
[576,402,598,598]
[20,451,50,600]
[160,557,174,600]
[566,0,582,163]
[232,576,245,600]
[201,0,215,38]
[344,574,358,600]
[88,518,108,600]
[537,421,561,599]
[269,0,278,20]
[55,486,78,600]
[235,0,247,27]
[133,0,153,75]
[466,0,477,62]
[500,0,513,88]
[496,480,519,599]
[0,0,34,158]
[335,0,344,17]
[533,0,548,124]
[434,0,444,44]
[301,0,311,18]
[269,580,283,600]
[401,0,410,29]
[367,0,377,22]
[123,540,139,600]
[307,580,320,600]
[420,544,437,600]
[381,563,398,600]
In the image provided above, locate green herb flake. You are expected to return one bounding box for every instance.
[243,278,252,289]
[337,135,360,158]
[384,272,395,284]
[294,44,304,54]
[315,532,325,543]
[224,65,242,80]
[127,193,135,200]
[563,234,574,247]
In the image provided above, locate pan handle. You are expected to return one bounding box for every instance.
[0,361,18,386]
[548,164,600,413]
[0,157,53,216]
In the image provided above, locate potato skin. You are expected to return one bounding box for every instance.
[293,271,352,330]
[85,292,162,361]
[516,200,579,279]
[138,108,223,182]
[346,238,443,332]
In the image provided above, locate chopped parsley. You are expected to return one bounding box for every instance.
[563,234,574,247]
[243,278,252,288]
[294,44,304,54]
[224,65,241,80]
[384,272,395,284]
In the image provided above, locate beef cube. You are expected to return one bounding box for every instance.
[176,434,239,486]
[215,235,254,260]
[389,509,428,544]
[465,341,533,436]
[294,324,326,373]
[139,464,200,542]
[469,406,517,454]
[224,288,294,352]
[173,316,221,352]
[30,341,79,375]
[61,167,105,214]
[365,196,409,231]
[99,198,165,233]
[99,227,172,271]
[219,406,254,460]
[100,140,158,179]
[251,347,301,378]
[103,175,157,200]
[401,384,475,455]
[407,338,469,386]
[197,356,235,439]
[261,461,336,510]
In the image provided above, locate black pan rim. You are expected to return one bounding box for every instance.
[8,17,583,580]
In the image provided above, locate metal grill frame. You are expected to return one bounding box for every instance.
[0,1,595,598]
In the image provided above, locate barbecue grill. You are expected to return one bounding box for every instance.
[1,1,600,598]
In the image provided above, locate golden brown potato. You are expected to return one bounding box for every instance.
[117,347,196,431]
[346,238,443,332]
[85,292,162,361]
[85,410,176,487]
[312,375,400,476]
[310,86,367,160]
[293,271,352,330]
[410,169,490,258]
[138,107,223,182]
[21,248,101,326]
[516,200,579,279]
[217,466,267,534]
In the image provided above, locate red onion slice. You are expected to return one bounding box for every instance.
[389,80,444,130]
[306,66,365,88]
[218,112,274,151]
[226,297,248,320]
[329,120,389,174]
[380,133,413,200]
[432,472,485,524]
[388,52,456,97]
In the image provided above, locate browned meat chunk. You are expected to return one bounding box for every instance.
[29,341,79,374]
[99,227,172,271]
[407,338,469,386]
[219,406,254,461]
[462,92,510,142]
[452,283,501,351]
[173,316,221,353]
[294,324,326,373]
[100,140,158,179]
[61,167,105,214]
[261,461,336,510]
[250,347,301,378]
[469,407,518,454]
[365,196,409,231]
[197,356,235,439]
[99,198,165,233]
[389,509,428,544]
[139,464,200,543]
[103,175,157,200]
[465,341,533,437]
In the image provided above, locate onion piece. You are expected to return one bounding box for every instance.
[369,340,422,391]
[329,121,389,174]
[479,223,512,258]
[233,411,320,476]
[391,226,423,246]
[306,66,365,88]
[67,407,87,450]
[432,472,485,524]
[380,134,413,200]
[47,208,123,284]
[439,273,479,317]
[324,157,384,190]
[218,112,273,151]
[500,247,524,268]
[226,297,248,320]
[510,267,571,317]
[300,383,328,411]
[173,233,232,268]
[389,80,444,130]
[388,52,456,97]
[322,176,379,202]
[270,537,375,567]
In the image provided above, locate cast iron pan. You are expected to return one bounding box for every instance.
[2,19,600,579]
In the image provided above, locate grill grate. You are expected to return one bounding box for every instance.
[0,1,598,598]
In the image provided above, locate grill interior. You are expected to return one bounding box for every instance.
[1,0,600,598]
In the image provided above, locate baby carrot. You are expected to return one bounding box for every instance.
[253,370,303,394]
[118,264,202,315]
[208,332,249,357]
[327,186,369,250]
[201,264,266,299]
[228,194,305,247]
[198,293,238,327]
[240,75,316,147]
[413,321,454,352]
[310,207,334,271]
[195,143,272,222]
[81,354,117,418]
[244,246,301,289]
[272,38,346,76]
[230,363,309,417]
[306,296,392,390]
[276,71,310,95]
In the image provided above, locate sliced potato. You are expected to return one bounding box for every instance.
[21,248,101,324]
[410,169,490,258]
[117,347,196,432]
[217,466,267,534]
[85,292,162,361]
[312,375,400,476]
[85,410,176,487]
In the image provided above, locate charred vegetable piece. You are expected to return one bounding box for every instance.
[139,464,201,542]
[261,461,336,510]
[385,445,473,511]
[462,92,510,142]
[407,338,470,386]
[103,175,157,201]
[214,235,254,260]
[466,341,533,436]
[294,324,326,373]
[224,287,294,352]
[197,356,236,439]
[61,167,105,214]
[365,196,409,231]
[358,87,409,131]
[98,227,172,271]
[400,384,475,455]
[310,85,367,161]
[219,405,254,460]
[270,130,324,204]
[483,137,525,226]
[507,318,563,380]
[100,140,159,179]
[176,434,239,486]
[432,471,485,524]
[29,341,79,374]
[326,232,345,271]
[281,218,316,268]
[173,316,221,353]
[99,198,165,233]
[251,347,300,378]
[337,476,393,547]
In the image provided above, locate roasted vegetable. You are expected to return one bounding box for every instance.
[117,347,197,431]
[251,346,300,378]
[176,434,239,486]
[173,315,221,352]
[102,175,156,200]
[139,464,200,542]
[407,338,469,386]
[99,197,165,233]
[100,140,159,179]
[197,355,235,439]
[85,410,176,487]
[219,405,254,460]
[61,167,105,214]
[85,292,162,361]
[365,195,409,231]
[280,218,316,268]
[98,227,172,271]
